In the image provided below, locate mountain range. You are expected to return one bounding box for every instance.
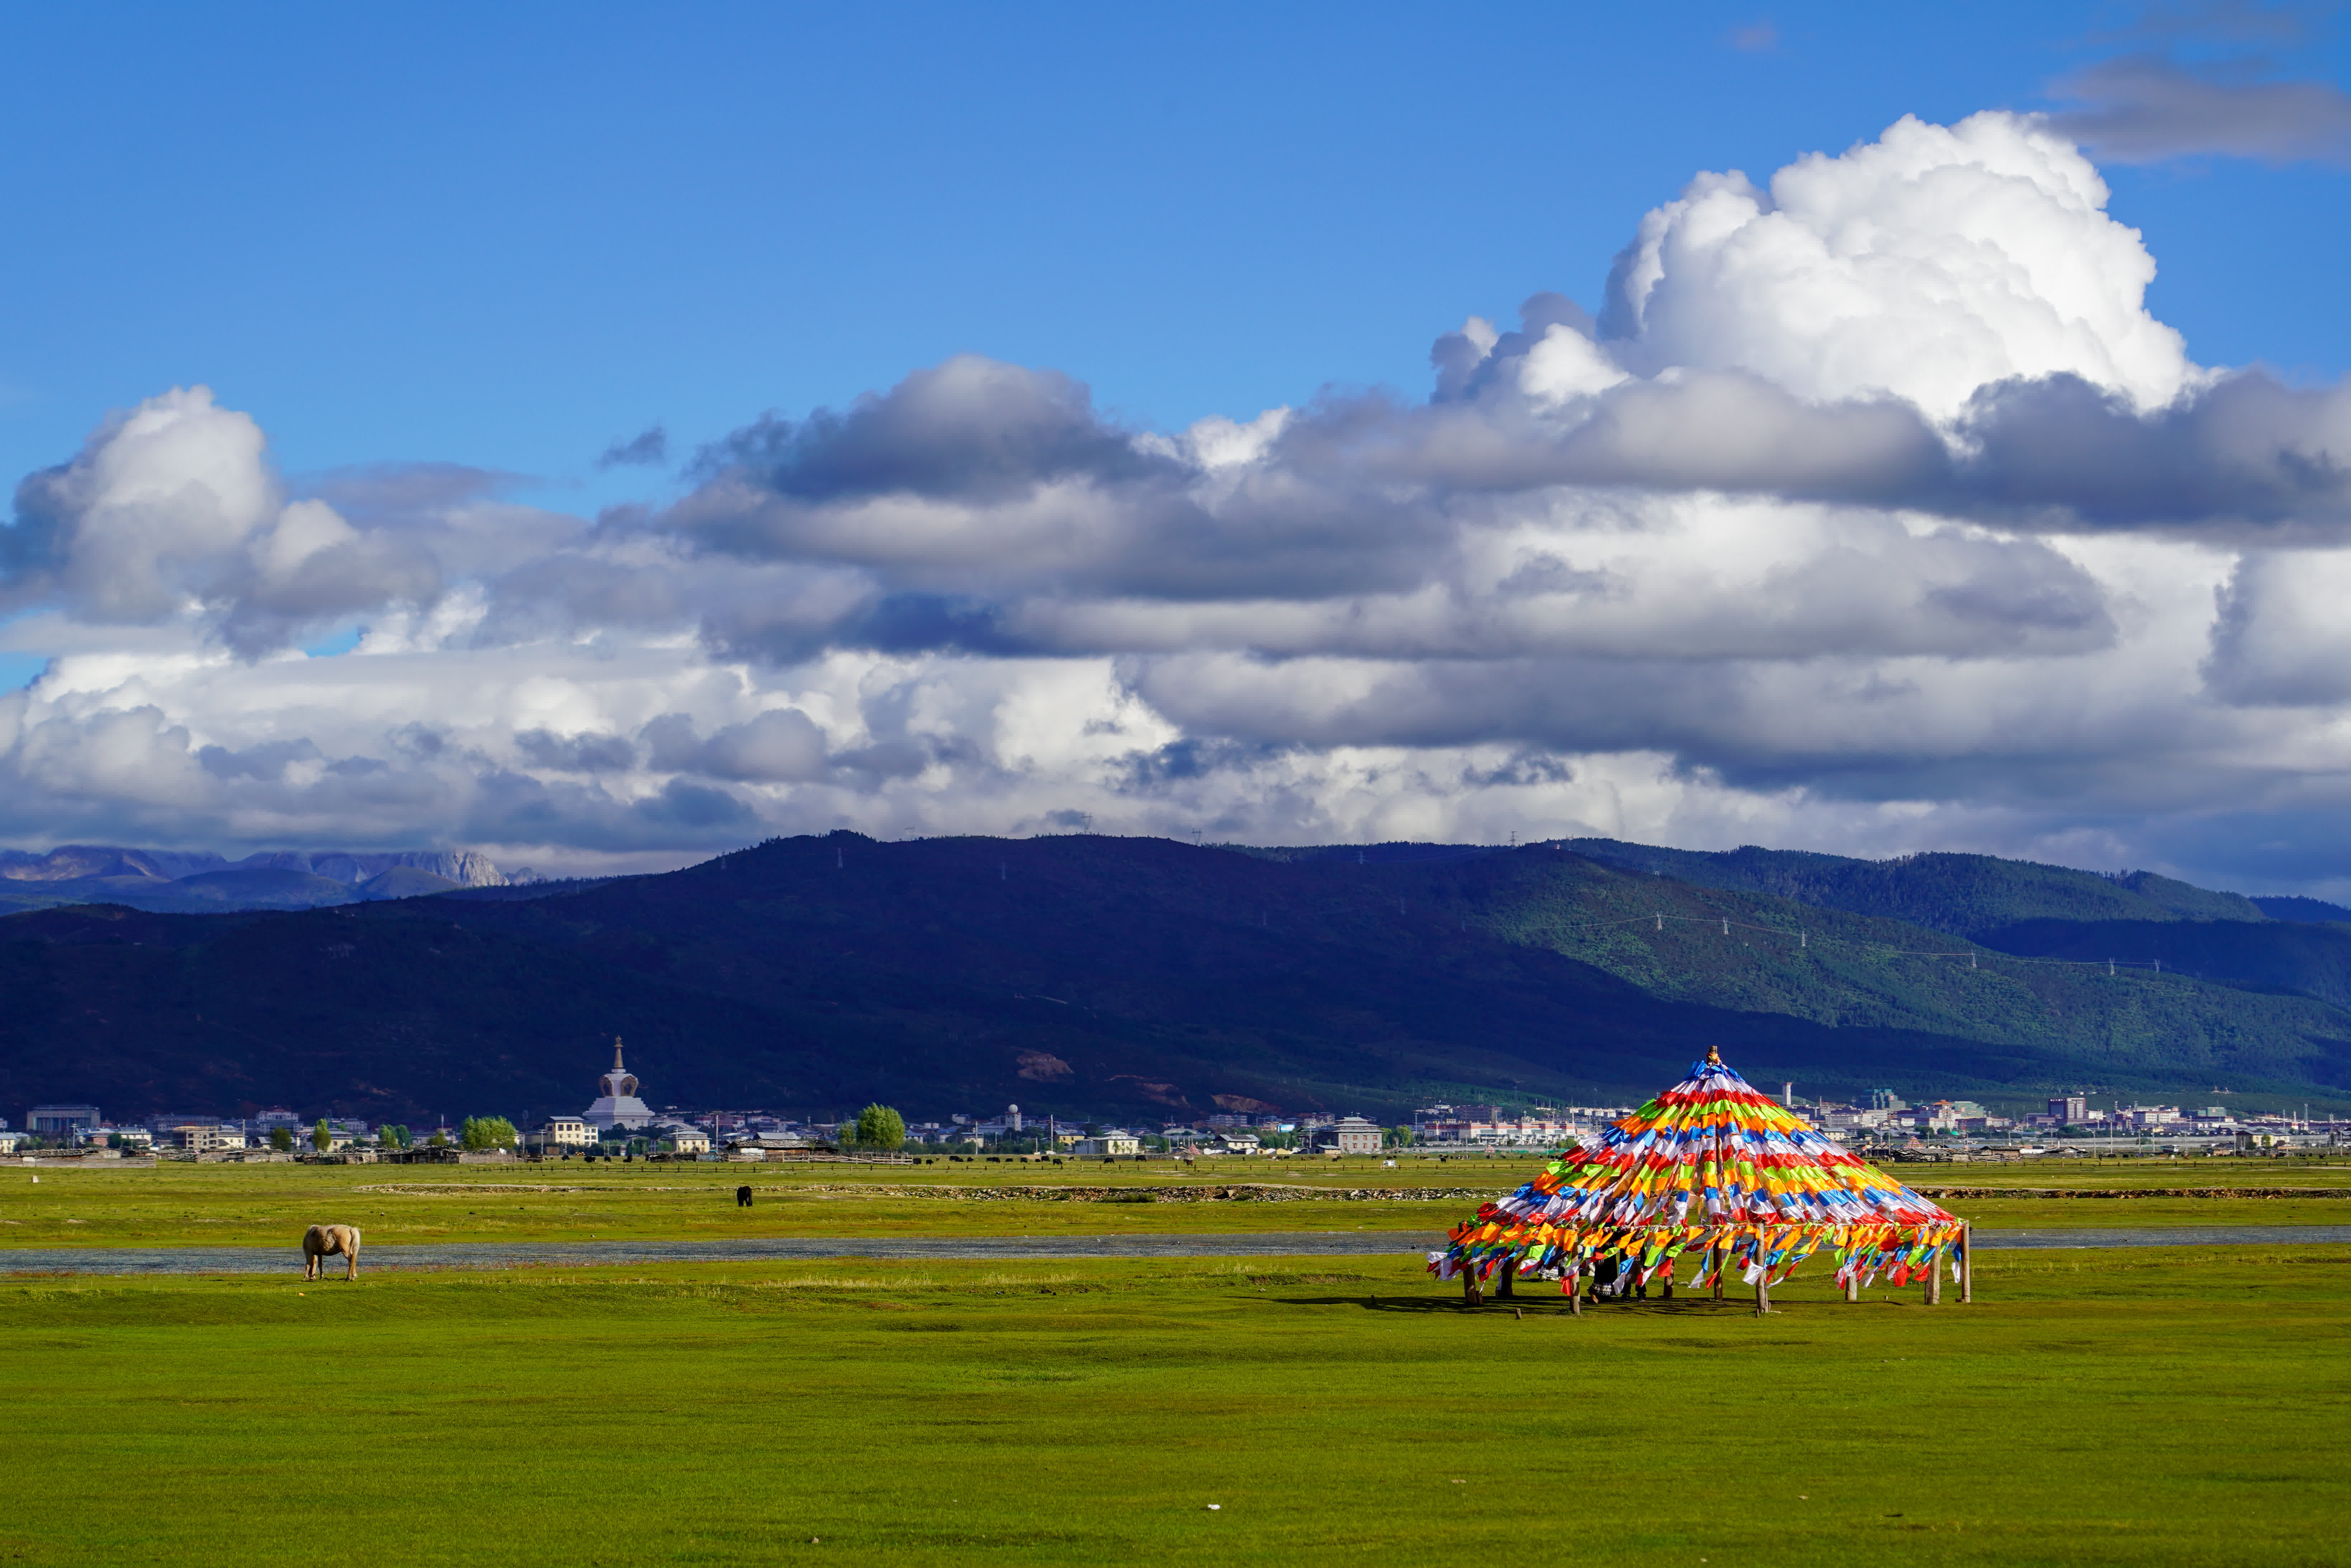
[4,833,2351,1128]
[0,845,524,916]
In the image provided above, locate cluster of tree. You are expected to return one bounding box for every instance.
[457,1115,518,1151]
[261,1121,341,1151]
[838,1103,906,1151]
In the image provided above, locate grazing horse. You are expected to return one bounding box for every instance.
[735,1185,753,1208]
[302,1223,361,1280]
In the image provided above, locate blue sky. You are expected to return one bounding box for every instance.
[0,1,2342,503]
[4,1,2351,890]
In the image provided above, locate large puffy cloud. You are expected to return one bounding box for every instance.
[1595,114,2199,419]
[4,389,445,653]
[7,109,2351,894]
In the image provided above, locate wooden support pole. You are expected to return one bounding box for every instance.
[1570,1266,1584,1317]
[1845,1270,1860,1303]
[1463,1270,1481,1308]
[1711,1247,1723,1301]
[1754,1272,1770,1316]
[1926,1255,1942,1306]
[1497,1259,1516,1299]
[1960,1223,1973,1305]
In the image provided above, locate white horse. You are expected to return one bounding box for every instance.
[302,1223,361,1280]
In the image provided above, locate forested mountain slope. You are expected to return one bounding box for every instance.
[1560,840,2267,934]
[3,834,2347,1126]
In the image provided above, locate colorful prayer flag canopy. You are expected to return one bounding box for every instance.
[1429,1049,1965,1298]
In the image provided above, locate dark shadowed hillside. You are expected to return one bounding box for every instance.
[4,833,2350,1126]
[2253,896,2351,925]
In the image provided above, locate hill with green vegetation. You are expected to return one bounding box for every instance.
[1547,839,2351,1063]
[4,833,2350,1127]
[1560,840,2269,933]
[1971,916,2351,1010]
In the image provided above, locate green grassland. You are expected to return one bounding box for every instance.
[2,1246,2347,1566]
[5,1157,2349,1249]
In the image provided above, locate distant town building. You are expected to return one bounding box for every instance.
[146,1112,216,1135]
[28,1104,100,1137]
[732,1131,819,1153]
[166,1123,247,1153]
[2049,1095,2089,1123]
[528,1117,592,1151]
[1073,1133,1142,1156]
[664,1128,712,1154]
[582,1037,655,1130]
[1318,1116,1381,1155]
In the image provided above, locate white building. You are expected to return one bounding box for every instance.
[166,1123,247,1153]
[1320,1116,1381,1155]
[582,1037,656,1131]
[532,1117,592,1150]
[1073,1133,1141,1156]
[665,1127,712,1154]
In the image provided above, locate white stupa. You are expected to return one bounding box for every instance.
[582,1036,655,1131]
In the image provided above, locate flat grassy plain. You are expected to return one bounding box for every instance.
[3,1246,2347,1566]
[5,1156,2350,1248]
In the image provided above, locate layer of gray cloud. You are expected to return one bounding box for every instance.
[2049,53,2351,165]
[597,426,670,468]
